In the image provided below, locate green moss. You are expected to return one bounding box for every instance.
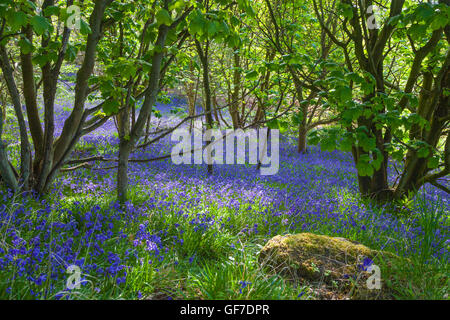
[259,233,401,299]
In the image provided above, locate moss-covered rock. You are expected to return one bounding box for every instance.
[259,233,398,300]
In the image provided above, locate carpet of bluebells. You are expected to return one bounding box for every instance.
[0,83,449,299]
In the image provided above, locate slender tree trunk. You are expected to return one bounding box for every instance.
[185,61,197,131]
[37,55,58,193]
[117,141,132,203]
[231,47,241,129]
[195,39,213,175]
[117,23,170,201]
[117,93,131,202]
[20,24,43,176]
[297,125,307,154]
[254,49,275,125]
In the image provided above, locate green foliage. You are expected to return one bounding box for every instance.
[156,8,172,26]
[30,15,51,35]
[309,0,449,183]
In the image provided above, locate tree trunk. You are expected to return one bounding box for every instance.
[195,39,213,175]
[117,141,132,203]
[20,24,44,176]
[254,49,275,126]
[297,125,307,154]
[116,23,170,201]
[0,45,31,190]
[185,61,197,131]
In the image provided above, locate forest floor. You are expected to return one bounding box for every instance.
[0,82,448,300]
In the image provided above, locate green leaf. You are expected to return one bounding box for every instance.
[357,131,376,152]
[230,15,240,27]
[371,149,383,171]
[356,158,374,177]
[417,146,430,158]
[408,23,427,40]
[207,21,217,37]
[43,5,60,17]
[279,121,289,134]
[245,70,258,80]
[339,133,355,152]
[102,99,120,116]
[292,112,304,126]
[189,11,205,36]
[32,54,50,67]
[308,130,320,146]
[416,4,434,20]
[427,156,439,169]
[267,119,279,130]
[361,81,375,95]
[25,1,37,10]
[227,33,240,48]
[153,108,162,118]
[80,19,92,35]
[18,38,34,54]
[430,12,448,31]
[336,86,352,102]
[321,133,337,152]
[30,15,50,35]
[7,11,27,31]
[65,44,78,62]
[169,0,186,11]
[340,3,354,19]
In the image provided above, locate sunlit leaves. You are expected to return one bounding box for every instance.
[43,5,60,17]
[356,128,376,153]
[337,2,353,20]
[427,156,440,169]
[430,10,449,30]
[336,86,352,103]
[103,99,120,116]
[236,0,255,18]
[291,111,304,127]
[80,19,92,35]
[266,119,289,134]
[65,44,78,62]
[169,0,187,12]
[407,23,427,40]
[156,8,173,26]
[188,9,206,36]
[339,132,355,152]
[245,70,258,80]
[356,155,374,177]
[308,128,339,152]
[30,15,51,35]
[18,37,33,54]
[188,8,236,46]
[6,10,27,31]
[403,2,450,36]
